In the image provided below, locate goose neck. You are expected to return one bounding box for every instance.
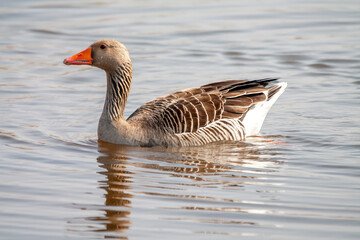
[103,64,132,120]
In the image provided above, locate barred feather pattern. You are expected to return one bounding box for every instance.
[105,63,132,120]
[173,119,246,147]
[127,78,280,146]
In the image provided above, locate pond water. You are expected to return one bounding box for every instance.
[0,0,359,239]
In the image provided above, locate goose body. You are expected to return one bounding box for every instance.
[64,39,286,147]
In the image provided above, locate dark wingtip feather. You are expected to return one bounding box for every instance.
[267,84,283,100]
[252,78,280,86]
[219,78,280,92]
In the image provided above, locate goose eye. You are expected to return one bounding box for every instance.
[100,44,106,49]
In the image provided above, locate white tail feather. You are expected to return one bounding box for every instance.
[242,82,287,136]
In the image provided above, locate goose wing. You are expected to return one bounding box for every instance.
[127,78,278,136]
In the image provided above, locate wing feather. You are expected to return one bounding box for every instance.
[128,78,279,138]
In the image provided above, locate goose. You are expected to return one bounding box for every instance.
[64,39,286,147]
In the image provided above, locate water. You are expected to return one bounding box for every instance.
[1,0,360,239]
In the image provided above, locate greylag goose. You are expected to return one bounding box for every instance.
[64,39,286,147]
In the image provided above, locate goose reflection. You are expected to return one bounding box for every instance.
[93,136,283,237]
[95,147,133,236]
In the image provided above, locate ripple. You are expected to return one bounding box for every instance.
[322,58,359,64]
[29,29,65,35]
[308,63,332,69]
[1,1,360,239]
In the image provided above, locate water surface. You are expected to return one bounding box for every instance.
[1,0,360,239]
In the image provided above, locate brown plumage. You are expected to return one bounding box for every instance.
[64,39,287,147]
[129,78,277,131]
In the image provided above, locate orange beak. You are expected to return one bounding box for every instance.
[63,47,93,65]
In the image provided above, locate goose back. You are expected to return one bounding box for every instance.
[128,78,280,146]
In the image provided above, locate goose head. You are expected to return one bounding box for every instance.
[64,39,131,72]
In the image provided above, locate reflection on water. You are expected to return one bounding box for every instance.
[90,138,283,238]
[1,0,360,239]
[96,153,133,235]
